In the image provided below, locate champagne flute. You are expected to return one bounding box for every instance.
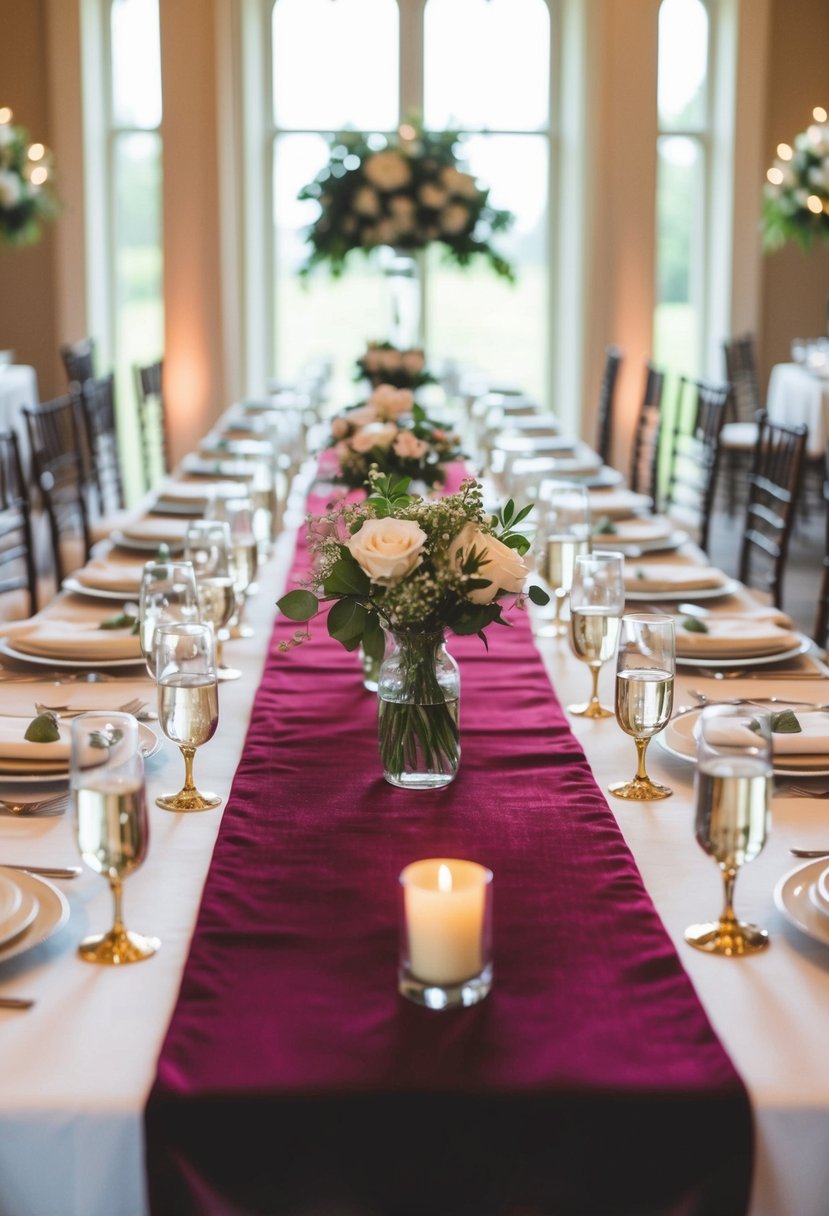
[532,481,591,638]
[185,519,240,681]
[154,621,221,812]
[138,558,200,679]
[72,712,159,965]
[686,705,772,956]
[609,613,675,800]
[224,496,259,638]
[567,551,625,718]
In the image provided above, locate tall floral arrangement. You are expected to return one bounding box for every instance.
[328,392,463,490]
[762,111,829,252]
[0,109,58,248]
[298,122,514,279]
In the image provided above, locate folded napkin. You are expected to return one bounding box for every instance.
[624,563,726,594]
[153,480,243,504]
[6,620,142,661]
[596,516,675,546]
[494,434,576,456]
[675,616,800,658]
[199,438,273,459]
[73,558,147,594]
[695,712,829,757]
[119,517,190,545]
[182,455,258,480]
[585,488,653,519]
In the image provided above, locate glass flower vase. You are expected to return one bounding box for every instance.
[381,246,423,349]
[377,629,460,790]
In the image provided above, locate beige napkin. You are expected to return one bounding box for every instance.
[153,479,243,504]
[6,620,142,661]
[585,489,653,519]
[73,558,147,594]
[595,516,675,545]
[624,563,726,594]
[182,455,258,480]
[119,517,190,545]
[494,434,577,456]
[675,616,800,658]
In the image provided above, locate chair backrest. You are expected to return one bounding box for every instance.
[78,373,124,513]
[595,345,624,467]
[0,429,38,617]
[23,393,91,585]
[60,337,97,387]
[134,358,170,490]
[629,361,665,505]
[738,412,807,609]
[665,377,730,553]
[814,444,829,647]
[722,333,761,424]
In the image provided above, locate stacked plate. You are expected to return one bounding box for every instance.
[623,562,740,603]
[0,715,72,785]
[0,867,70,965]
[657,707,829,777]
[775,860,829,949]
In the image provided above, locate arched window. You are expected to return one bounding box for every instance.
[655,0,709,376]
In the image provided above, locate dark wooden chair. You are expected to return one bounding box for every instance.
[595,345,623,467]
[629,361,665,508]
[78,373,125,514]
[720,333,762,513]
[738,412,807,610]
[23,393,92,585]
[0,430,38,618]
[134,358,170,489]
[60,337,97,387]
[665,377,730,554]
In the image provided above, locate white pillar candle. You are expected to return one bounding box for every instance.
[400,858,492,986]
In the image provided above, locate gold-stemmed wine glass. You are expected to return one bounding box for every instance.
[609,613,675,800]
[154,621,221,812]
[224,496,259,639]
[531,480,591,638]
[185,518,240,681]
[567,550,624,718]
[72,712,159,965]
[685,705,772,956]
[138,558,200,679]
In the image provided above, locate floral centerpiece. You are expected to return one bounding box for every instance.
[277,473,547,788]
[297,122,515,279]
[762,111,829,251]
[355,341,436,391]
[328,388,463,490]
[0,108,59,248]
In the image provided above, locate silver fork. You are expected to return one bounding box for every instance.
[0,795,68,817]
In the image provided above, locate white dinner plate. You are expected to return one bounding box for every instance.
[61,577,140,603]
[625,577,742,603]
[0,724,158,789]
[0,867,70,965]
[654,707,829,778]
[774,859,829,948]
[0,876,38,949]
[595,530,688,556]
[676,637,811,669]
[0,639,144,671]
[108,530,185,554]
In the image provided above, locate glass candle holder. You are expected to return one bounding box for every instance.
[398,858,493,1010]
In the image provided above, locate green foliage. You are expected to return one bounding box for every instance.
[277,589,319,622]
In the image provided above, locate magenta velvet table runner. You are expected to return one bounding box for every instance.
[145,490,752,1216]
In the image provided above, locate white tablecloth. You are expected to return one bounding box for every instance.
[0,364,38,472]
[766,361,829,459]
[2,470,829,1215]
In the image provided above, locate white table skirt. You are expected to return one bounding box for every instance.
[766,362,829,460]
[1,471,829,1215]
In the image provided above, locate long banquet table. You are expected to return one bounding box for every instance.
[2,433,829,1214]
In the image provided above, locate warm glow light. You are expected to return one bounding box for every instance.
[807,194,824,214]
[27,142,45,161]
[398,123,417,141]
[437,864,453,893]
[30,166,48,186]
[813,106,828,123]
[0,107,12,125]
[777,142,793,161]
[767,167,784,185]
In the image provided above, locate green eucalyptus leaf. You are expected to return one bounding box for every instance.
[277,589,319,621]
[528,584,551,606]
[323,555,370,597]
[362,612,385,662]
[327,598,367,643]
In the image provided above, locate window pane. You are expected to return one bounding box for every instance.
[273,0,398,131]
[658,0,708,130]
[111,0,162,129]
[428,134,548,400]
[654,136,701,375]
[424,0,550,131]
[114,133,164,390]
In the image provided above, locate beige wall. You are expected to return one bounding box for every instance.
[761,0,829,387]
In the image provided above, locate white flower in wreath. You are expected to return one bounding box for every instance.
[348,517,427,586]
[0,126,14,149]
[363,150,412,192]
[392,430,428,460]
[0,169,22,208]
[450,522,528,604]
[349,422,398,453]
[440,165,480,200]
[353,185,380,217]
[419,182,448,210]
[440,203,471,236]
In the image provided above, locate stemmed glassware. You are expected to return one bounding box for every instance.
[531,481,591,638]
[685,705,772,956]
[72,712,159,965]
[567,551,625,718]
[138,559,200,679]
[224,496,259,639]
[185,519,240,681]
[154,621,221,812]
[609,613,675,800]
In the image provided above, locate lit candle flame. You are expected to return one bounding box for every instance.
[437,864,453,893]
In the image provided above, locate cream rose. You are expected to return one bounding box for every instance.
[420,182,448,210]
[348,517,427,586]
[451,522,528,604]
[346,404,378,428]
[349,422,397,453]
[393,431,428,459]
[440,165,480,200]
[369,384,413,420]
[401,349,425,374]
[363,150,412,192]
